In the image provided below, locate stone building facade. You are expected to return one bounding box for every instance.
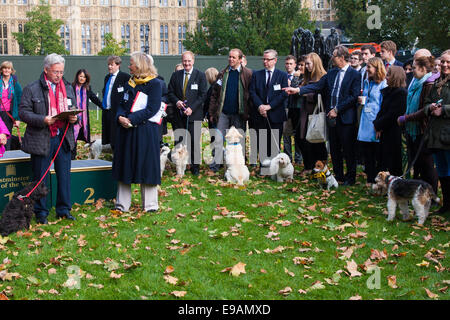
[0,0,335,56]
[1,0,205,55]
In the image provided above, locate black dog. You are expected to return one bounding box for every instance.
[0,182,48,236]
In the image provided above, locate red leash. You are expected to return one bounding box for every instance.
[19,122,70,200]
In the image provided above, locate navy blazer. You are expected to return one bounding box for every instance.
[167,68,207,121]
[102,70,130,112]
[249,68,288,123]
[299,66,361,125]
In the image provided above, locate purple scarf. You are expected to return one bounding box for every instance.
[74,85,88,142]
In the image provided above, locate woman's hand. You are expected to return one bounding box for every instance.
[13,120,20,127]
[68,115,78,124]
[0,133,7,145]
[282,87,300,95]
[432,106,443,117]
[118,116,132,128]
[44,116,56,126]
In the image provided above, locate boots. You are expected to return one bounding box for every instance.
[435,176,450,215]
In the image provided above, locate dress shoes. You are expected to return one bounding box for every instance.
[343,180,355,186]
[57,213,76,220]
[37,216,48,225]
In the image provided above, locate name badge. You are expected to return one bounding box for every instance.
[273,84,281,91]
[67,98,72,106]
[117,87,124,93]
[216,79,223,86]
[364,106,372,113]
[191,84,198,90]
[124,93,129,101]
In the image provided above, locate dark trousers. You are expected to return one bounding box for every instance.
[328,121,357,183]
[360,141,381,183]
[406,134,438,193]
[253,115,283,163]
[101,109,117,148]
[31,133,72,219]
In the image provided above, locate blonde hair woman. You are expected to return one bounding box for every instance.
[0,60,22,150]
[357,57,387,184]
[112,52,163,213]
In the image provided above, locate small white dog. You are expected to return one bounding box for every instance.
[171,144,189,177]
[84,139,112,160]
[312,160,338,190]
[262,153,294,182]
[224,126,249,186]
[160,146,171,177]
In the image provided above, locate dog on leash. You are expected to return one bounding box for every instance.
[171,144,189,177]
[0,182,49,236]
[261,153,294,183]
[160,145,171,178]
[84,139,113,160]
[374,171,440,225]
[311,160,338,190]
[224,126,249,186]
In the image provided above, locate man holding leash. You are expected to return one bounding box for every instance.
[19,54,78,224]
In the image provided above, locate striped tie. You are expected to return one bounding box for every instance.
[183,72,189,100]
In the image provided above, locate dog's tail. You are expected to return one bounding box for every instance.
[84,140,96,148]
[423,184,441,205]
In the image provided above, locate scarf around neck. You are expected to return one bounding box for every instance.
[74,84,88,142]
[406,72,432,140]
[128,75,156,88]
[45,74,69,137]
[1,75,14,101]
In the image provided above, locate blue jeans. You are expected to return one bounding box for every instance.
[433,150,450,177]
[31,133,72,219]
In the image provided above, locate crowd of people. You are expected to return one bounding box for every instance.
[0,38,448,223]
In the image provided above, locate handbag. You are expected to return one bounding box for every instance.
[306,94,327,143]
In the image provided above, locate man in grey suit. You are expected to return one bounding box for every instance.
[168,51,207,175]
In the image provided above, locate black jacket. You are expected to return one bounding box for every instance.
[19,72,76,156]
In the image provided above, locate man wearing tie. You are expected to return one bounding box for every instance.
[249,49,288,167]
[284,45,361,185]
[380,40,403,69]
[168,51,207,175]
[101,55,129,149]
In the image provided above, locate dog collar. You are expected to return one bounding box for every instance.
[387,175,397,185]
[228,142,240,145]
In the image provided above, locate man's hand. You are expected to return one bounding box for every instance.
[282,87,300,95]
[68,115,78,124]
[0,133,7,145]
[376,131,382,140]
[118,116,132,128]
[44,116,56,126]
[432,106,443,117]
[327,108,337,119]
[258,105,271,118]
[184,107,193,116]
[176,100,186,109]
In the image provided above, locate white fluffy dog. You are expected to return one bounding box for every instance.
[262,153,294,182]
[224,126,249,186]
[84,139,112,160]
[160,146,171,177]
[171,144,189,177]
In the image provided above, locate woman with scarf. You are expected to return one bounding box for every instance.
[423,52,450,215]
[397,56,438,193]
[0,61,22,150]
[71,69,102,159]
[112,52,162,213]
[357,57,387,184]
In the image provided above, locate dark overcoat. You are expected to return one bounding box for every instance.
[112,78,162,185]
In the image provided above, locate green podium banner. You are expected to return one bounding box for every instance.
[0,151,116,213]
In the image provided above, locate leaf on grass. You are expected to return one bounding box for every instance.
[387,275,398,289]
[346,260,362,277]
[110,271,123,279]
[104,259,120,271]
[306,281,325,291]
[349,295,362,300]
[278,287,292,296]
[424,288,439,299]
[164,275,179,285]
[370,249,388,261]
[48,268,57,275]
[88,283,104,289]
[164,266,175,274]
[284,267,295,277]
[416,260,430,268]
[170,291,187,298]
[230,262,246,277]
[0,292,8,300]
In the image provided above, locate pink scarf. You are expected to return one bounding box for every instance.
[74,85,88,142]
[0,117,10,158]
[44,75,68,137]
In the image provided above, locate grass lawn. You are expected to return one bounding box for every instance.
[1,111,448,300]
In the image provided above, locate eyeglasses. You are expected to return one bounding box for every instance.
[263,58,275,61]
